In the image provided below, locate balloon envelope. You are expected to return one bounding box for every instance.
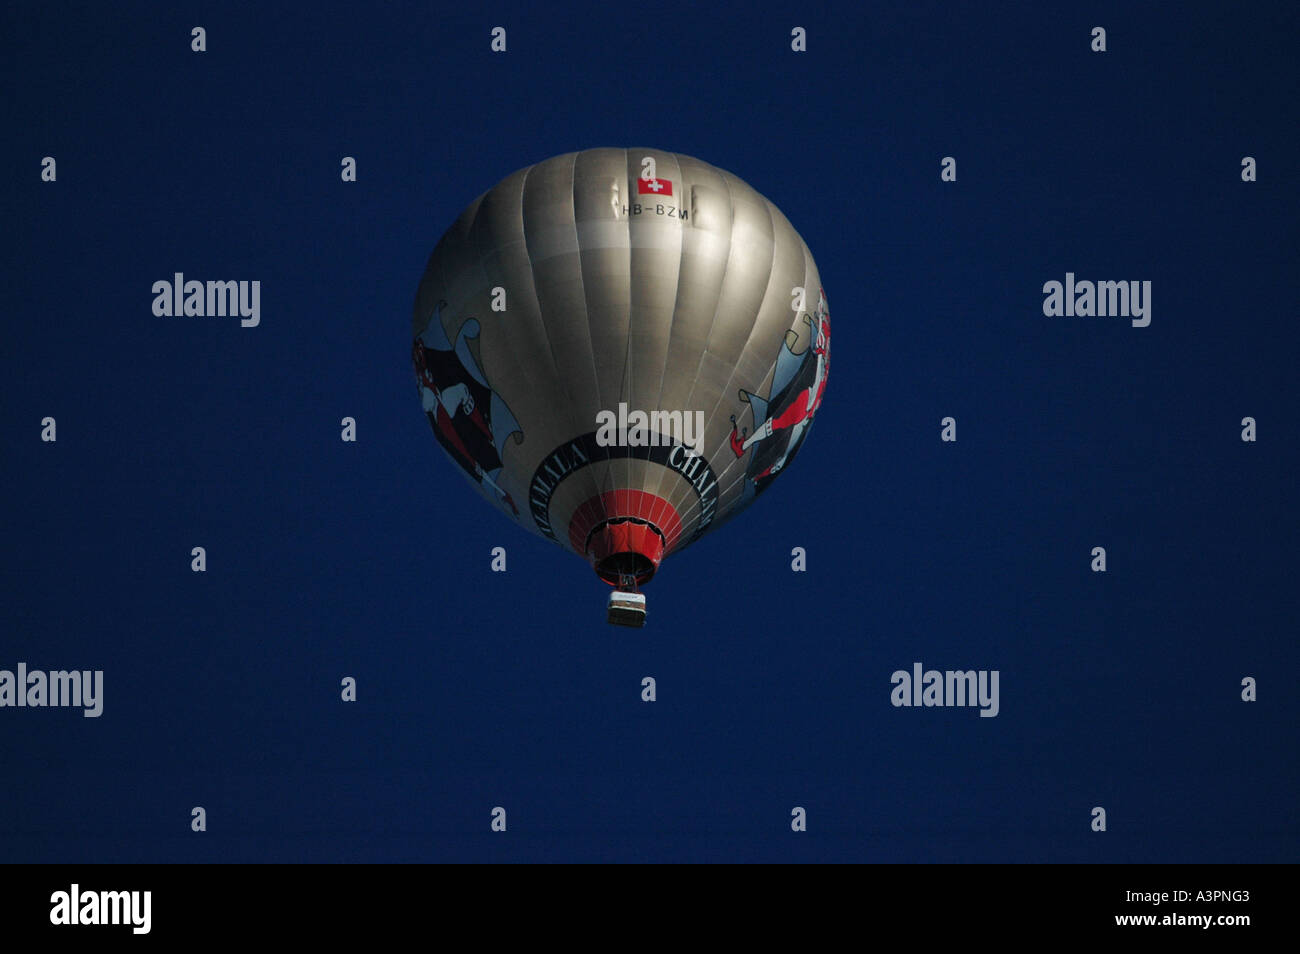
[412,148,830,586]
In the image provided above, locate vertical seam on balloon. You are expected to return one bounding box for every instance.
[670,167,736,542]
[518,157,589,551]
[566,150,606,536]
[644,151,689,531]
[463,190,537,406]
[675,292,800,535]
[616,147,634,521]
[672,197,799,541]
[675,182,782,543]
[681,170,735,398]
[696,193,786,478]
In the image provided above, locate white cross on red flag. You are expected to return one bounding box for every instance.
[637,177,673,196]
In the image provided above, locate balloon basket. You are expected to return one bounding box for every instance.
[607,591,647,628]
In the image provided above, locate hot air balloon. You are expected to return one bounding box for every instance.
[412,148,830,626]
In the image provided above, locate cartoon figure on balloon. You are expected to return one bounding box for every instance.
[729,288,830,498]
[413,301,523,516]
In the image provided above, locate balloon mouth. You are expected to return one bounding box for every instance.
[587,518,665,587]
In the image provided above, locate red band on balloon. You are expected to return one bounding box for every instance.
[569,490,681,585]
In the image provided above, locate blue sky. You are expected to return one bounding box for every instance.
[3,0,1297,861]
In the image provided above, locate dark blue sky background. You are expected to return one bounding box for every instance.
[3,1,1297,862]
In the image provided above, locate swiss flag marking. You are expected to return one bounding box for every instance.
[637,177,672,196]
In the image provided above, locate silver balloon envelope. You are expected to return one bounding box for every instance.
[413,148,830,587]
